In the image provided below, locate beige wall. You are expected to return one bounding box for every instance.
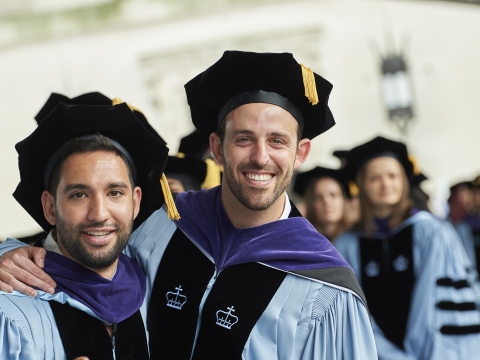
[1,0,480,237]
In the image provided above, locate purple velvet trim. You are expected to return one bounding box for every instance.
[175,187,351,272]
[44,252,146,324]
[374,208,420,235]
[464,215,480,230]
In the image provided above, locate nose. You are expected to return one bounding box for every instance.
[87,194,110,223]
[250,141,270,167]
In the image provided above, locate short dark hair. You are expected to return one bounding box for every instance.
[216,112,303,144]
[48,134,135,196]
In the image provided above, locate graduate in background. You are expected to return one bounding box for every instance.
[293,167,351,241]
[335,136,480,360]
[166,131,222,193]
[449,180,480,269]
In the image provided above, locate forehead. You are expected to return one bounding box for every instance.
[226,103,298,135]
[60,151,130,183]
[365,156,403,174]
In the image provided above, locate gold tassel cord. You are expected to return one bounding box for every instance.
[112,97,142,113]
[160,173,181,220]
[300,64,319,105]
[201,158,222,189]
[176,152,186,159]
[348,181,359,198]
[408,154,421,176]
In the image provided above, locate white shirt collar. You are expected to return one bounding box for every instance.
[279,192,292,220]
[43,230,63,255]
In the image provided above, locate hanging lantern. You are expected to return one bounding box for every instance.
[381,54,414,132]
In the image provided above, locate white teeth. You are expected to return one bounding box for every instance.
[86,231,110,236]
[246,173,273,181]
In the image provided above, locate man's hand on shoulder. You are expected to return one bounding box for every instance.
[0,246,56,297]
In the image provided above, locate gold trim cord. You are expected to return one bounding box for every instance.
[408,154,421,176]
[348,180,359,198]
[300,64,319,105]
[201,159,222,189]
[112,97,142,112]
[160,173,181,220]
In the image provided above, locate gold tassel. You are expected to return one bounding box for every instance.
[176,152,186,159]
[408,154,421,176]
[300,64,319,105]
[160,173,181,220]
[112,97,142,113]
[348,180,359,198]
[201,159,222,189]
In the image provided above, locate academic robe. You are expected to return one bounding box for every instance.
[123,188,377,360]
[0,239,149,360]
[455,216,480,269]
[335,211,480,360]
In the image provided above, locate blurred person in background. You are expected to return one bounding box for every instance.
[449,180,480,269]
[293,167,351,241]
[165,132,222,193]
[335,136,480,360]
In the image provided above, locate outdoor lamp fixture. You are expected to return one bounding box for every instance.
[381,54,414,133]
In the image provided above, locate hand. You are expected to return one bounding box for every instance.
[0,246,56,297]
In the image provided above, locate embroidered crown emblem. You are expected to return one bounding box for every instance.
[166,285,187,310]
[216,306,239,329]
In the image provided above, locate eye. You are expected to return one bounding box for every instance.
[109,190,124,197]
[272,139,284,145]
[70,192,86,199]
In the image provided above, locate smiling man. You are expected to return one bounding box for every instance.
[0,52,377,360]
[129,51,377,359]
[0,103,168,359]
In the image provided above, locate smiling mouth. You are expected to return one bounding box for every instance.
[245,173,273,181]
[84,231,114,238]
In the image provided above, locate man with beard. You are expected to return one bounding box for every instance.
[0,52,376,359]
[0,102,169,359]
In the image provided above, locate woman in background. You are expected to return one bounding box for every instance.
[335,136,480,360]
[293,167,353,241]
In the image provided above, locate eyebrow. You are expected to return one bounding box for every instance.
[230,129,291,138]
[62,181,130,194]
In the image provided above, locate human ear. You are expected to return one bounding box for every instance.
[41,191,56,226]
[132,186,142,220]
[294,138,311,170]
[210,132,224,166]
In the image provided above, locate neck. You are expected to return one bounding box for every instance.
[373,205,394,219]
[55,235,118,280]
[221,184,286,229]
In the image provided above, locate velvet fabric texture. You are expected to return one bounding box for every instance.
[175,186,351,272]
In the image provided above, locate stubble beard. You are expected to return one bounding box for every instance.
[55,212,133,270]
[224,160,294,211]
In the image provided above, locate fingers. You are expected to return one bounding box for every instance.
[29,247,46,268]
[0,248,56,296]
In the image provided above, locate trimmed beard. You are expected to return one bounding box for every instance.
[223,159,294,211]
[55,212,133,270]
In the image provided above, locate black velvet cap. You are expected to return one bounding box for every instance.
[332,150,350,160]
[346,136,414,182]
[35,92,166,145]
[294,167,351,198]
[165,155,207,191]
[450,181,474,193]
[14,103,169,232]
[184,51,335,140]
[178,130,210,158]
